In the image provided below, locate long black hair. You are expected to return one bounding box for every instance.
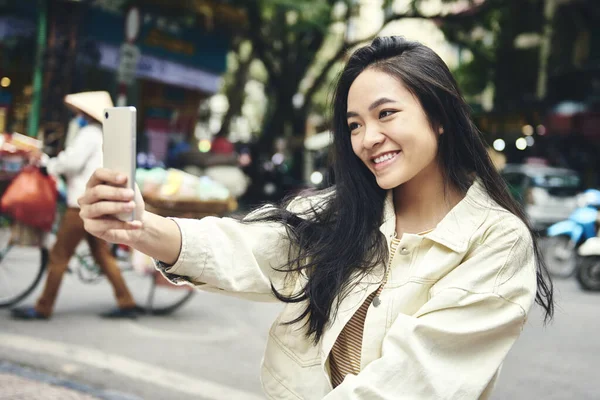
[249,36,553,343]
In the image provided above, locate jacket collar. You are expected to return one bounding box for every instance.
[378,179,492,253]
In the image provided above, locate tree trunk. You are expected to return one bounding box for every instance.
[216,42,254,138]
[492,3,520,112]
[536,0,558,101]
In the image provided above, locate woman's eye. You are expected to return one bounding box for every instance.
[348,122,360,132]
[379,110,396,119]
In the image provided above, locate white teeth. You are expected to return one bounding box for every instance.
[373,152,399,164]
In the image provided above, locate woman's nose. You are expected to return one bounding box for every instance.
[362,126,385,149]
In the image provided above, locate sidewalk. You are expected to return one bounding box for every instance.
[0,373,100,400]
[0,362,141,400]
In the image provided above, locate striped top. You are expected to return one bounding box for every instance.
[329,236,402,387]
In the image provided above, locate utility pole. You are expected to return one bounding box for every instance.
[27,0,47,137]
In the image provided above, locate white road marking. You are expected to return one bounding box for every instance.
[0,333,264,400]
[60,362,81,375]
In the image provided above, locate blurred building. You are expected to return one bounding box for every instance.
[0,0,244,159]
[0,1,37,135]
[477,0,600,186]
[545,0,600,140]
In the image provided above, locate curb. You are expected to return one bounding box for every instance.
[0,361,143,400]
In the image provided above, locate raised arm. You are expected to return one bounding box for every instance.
[79,168,307,301]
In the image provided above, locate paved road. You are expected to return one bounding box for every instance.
[0,246,598,399]
[0,246,278,400]
[492,277,599,400]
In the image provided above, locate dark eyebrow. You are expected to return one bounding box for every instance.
[346,97,397,118]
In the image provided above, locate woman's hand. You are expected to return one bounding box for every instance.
[78,168,145,246]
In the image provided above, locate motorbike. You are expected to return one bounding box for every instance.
[576,236,600,291]
[544,189,600,278]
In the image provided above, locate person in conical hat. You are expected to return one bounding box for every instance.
[63,91,114,148]
[63,90,113,123]
[12,91,140,320]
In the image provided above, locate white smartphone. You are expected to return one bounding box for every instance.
[102,106,137,221]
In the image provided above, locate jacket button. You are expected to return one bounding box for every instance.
[400,247,409,255]
[372,296,381,307]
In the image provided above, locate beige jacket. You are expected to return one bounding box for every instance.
[158,180,537,399]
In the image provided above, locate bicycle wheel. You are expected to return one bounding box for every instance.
[0,223,48,308]
[144,271,195,315]
[73,246,103,284]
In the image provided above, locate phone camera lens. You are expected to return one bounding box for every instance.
[105,112,109,119]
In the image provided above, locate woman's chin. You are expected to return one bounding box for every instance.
[375,175,405,190]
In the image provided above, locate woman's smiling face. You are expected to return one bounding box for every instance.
[347,68,440,190]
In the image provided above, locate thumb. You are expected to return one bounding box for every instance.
[134,183,146,222]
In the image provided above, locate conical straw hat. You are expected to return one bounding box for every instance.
[64,91,114,123]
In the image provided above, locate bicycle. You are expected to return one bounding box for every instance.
[0,195,195,315]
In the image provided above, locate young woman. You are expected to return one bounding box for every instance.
[78,36,553,399]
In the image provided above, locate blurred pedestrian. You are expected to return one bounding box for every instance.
[201,136,250,199]
[78,37,554,398]
[12,91,140,320]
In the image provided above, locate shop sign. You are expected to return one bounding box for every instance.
[98,43,220,93]
[82,5,229,74]
[0,16,36,40]
[117,43,140,85]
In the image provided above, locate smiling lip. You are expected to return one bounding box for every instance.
[371,151,401,171]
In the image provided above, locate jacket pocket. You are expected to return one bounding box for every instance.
[269,303,321,368]
[263,333,329,400]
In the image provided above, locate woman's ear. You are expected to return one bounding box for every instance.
[438,126,444,134]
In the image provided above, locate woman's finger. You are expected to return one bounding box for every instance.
[80,200,135,219]
[83,217,142,235]
[79,184,134,206]
[86,168,128,189]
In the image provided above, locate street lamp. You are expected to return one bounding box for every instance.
[493,139,506,152]
[522,125,534,136]
[526,136,535,147]
[310,171,324,185]
[515,137,527,151]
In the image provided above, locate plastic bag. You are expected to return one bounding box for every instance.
[1,166,58,231]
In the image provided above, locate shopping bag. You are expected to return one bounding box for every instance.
[1,166,58,231]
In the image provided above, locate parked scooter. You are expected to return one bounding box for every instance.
[577,237,600,291]
[544,189,600,278]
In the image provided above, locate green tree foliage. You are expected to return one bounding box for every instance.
[439,0,545,110]
[234,1,493,142]
[222,0,541,179]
